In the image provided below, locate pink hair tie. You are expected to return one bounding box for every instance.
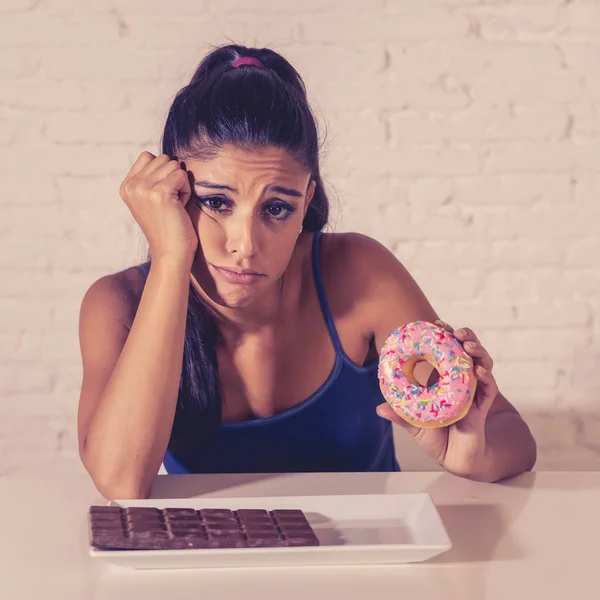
[233,57,265,69]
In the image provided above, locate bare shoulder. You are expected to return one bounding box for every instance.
[319,230,419,298]
[320,232,438,346]
[321,231,405,279]
[79,263,147,333]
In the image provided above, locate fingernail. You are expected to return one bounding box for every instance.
[478,366,487,375]
[456,328,466,336]
[466,341,476,350]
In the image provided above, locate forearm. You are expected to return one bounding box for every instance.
[470,411,537,483]
[84,257,192,499]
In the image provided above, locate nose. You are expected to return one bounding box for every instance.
[225,216,258,259]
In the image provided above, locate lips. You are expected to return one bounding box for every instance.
[210,264,266,285]
[220,267,262,276]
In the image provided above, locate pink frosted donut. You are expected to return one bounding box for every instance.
[378,321,477,428]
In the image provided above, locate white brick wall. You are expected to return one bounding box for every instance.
[1,0,599,476]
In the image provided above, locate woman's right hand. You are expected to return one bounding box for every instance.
[119,151,199,263]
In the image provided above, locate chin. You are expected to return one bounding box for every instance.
[211,283,262,309]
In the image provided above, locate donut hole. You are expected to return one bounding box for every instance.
[402,356,440,388]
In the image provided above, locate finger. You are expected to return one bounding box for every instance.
[125,150,156,179]
[376,403,420,437]
[175,167,192,206]
[434,319,455,334]
[140,153,174,179]
[453,327,480,345]
[153,169,191,203]
[146,157,181,184]
[463,341,494,371]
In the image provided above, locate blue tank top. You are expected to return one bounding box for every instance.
[140,231,400,474]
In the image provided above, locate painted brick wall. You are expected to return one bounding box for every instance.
[1,0,599,475]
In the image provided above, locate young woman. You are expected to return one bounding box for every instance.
[77,45,536,500]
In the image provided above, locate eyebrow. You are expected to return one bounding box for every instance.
[194,181,303,198]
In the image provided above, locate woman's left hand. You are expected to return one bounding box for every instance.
[376,320,499,479]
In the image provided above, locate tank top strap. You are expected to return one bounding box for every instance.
[311,231,344,355]
[139,261,150,277]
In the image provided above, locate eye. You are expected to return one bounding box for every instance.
[264,201,295,221]
[198,196,230,212]
[207,197,224,210]
[267,205,283,216]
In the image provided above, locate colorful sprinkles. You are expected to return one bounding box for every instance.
[378,321,476,427]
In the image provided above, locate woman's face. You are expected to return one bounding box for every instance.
[183,145,316,310]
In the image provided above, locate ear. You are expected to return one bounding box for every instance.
[304,179,316,217]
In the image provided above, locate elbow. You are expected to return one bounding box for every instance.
[523,429,538,474]
[488,413,539,483]
[511,417,538,478]
[94,478,153,501]
[81,447,153,501]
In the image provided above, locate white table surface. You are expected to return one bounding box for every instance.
[0,471,598,600]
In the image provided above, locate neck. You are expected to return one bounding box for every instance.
[191,272,289,341]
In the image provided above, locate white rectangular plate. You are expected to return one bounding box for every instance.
[89,493,451,569]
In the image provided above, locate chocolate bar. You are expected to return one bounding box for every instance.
[89,506,320,550]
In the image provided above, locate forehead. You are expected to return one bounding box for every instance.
[183,145,308,180]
